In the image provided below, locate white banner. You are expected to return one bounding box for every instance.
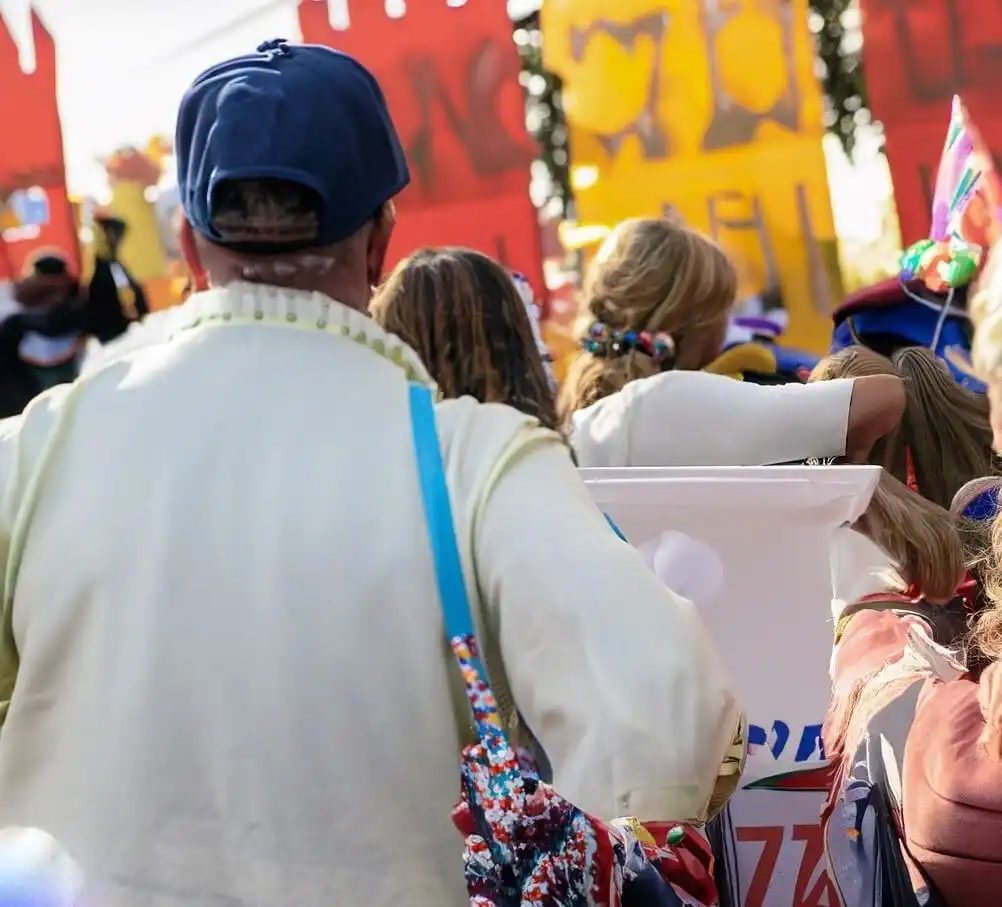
[582,466,880,907]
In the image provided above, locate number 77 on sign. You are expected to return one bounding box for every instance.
[736,824,837,907]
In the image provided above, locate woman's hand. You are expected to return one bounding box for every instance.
[978,660,1002,757]
[844,375,906,463]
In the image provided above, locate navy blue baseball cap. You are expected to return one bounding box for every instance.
[175,39,409,251]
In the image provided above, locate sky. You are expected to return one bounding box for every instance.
[3,0,889,243]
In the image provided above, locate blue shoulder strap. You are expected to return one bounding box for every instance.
[605,512,627,542]
[410,382,629,640]
[409,383,476,640]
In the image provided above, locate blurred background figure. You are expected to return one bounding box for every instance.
[85,213,149,345]
[14,256,87,392]
[0,255,86,417]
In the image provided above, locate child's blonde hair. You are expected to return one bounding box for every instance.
[558,216,737,422]
[855,472,966,604]
[811,345,995,510]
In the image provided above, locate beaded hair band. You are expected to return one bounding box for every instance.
[581,321,676,365]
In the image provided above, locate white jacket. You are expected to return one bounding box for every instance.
[572,369,856,467]
[79,306,177,375]
[0,283,740,907]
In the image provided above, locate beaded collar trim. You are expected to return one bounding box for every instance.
[581,321,676,365]
[165,282,435,386]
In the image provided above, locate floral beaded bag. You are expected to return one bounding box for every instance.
[408,383,718,907]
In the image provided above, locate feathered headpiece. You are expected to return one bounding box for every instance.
[900,96,1002,292]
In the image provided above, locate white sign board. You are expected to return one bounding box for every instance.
[582,466,880,907]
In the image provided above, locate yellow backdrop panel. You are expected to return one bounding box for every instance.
[543,0,843,353]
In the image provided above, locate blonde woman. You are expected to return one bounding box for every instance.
[562,217,906,468]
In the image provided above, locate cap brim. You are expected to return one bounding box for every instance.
[951,476,1002,520]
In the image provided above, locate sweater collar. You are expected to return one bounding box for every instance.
[167,281,434,386]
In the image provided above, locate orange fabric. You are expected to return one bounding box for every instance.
[905,447,920,493]
[297,1,544,304]
[859,1,1002,246]
[905,680,1002,903]
[825,609,914,773]
[0,11,79,276]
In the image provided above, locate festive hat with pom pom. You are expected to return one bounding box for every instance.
[900,96,1002,292]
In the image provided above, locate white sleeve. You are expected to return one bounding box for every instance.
[473,437,742,823]
[573,371,856,467]
[0,386,74,726]
[0,413,26,725]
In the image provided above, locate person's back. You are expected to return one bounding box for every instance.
[0,40,741,907]
[79,305,175,375]
[0,281,546,904]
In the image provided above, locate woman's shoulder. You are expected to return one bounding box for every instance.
[572,367,857,467]
[571,370,733,428]
[605,368,850,412]
[569,368,820,434]
[435,395,568,496]
[568,371,748,467]
[80,308,176,375]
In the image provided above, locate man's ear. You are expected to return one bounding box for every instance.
[366,202,396,287]
[179,220,210,292]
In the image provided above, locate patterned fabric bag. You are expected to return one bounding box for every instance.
[408,383,718,907]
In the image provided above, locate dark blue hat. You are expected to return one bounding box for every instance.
[175,39,409,250]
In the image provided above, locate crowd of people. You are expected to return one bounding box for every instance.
[0,36,1001,907]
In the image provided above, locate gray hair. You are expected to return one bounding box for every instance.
[206,179,343,279]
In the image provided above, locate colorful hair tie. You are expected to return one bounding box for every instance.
[582,322,676,365]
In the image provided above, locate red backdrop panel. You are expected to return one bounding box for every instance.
[860,0,1002,245]
[297,0,544,298]
[0,8,78,281]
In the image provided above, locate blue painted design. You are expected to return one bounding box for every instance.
[7,187,50,228]
[748,721,826,762]
[767,343,820,374]
[962,486,1000,521]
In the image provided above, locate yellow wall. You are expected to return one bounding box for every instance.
[542,0,842,353]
